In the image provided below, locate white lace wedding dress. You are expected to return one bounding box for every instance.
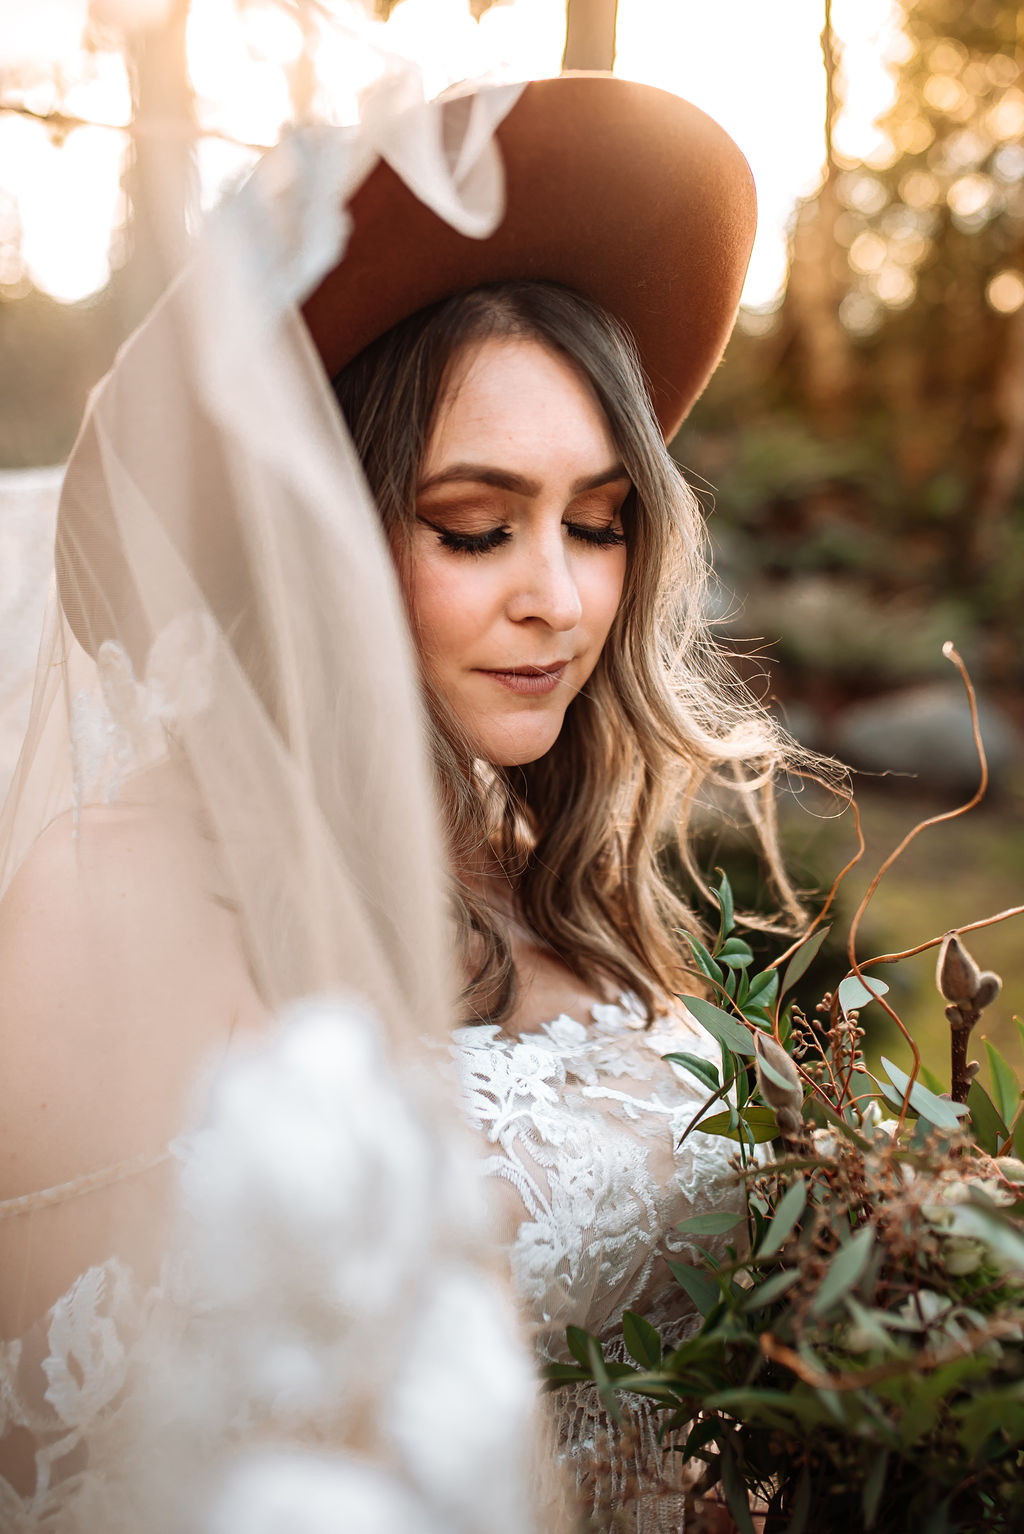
[0,994,737,1534]
[457,995,742,1529]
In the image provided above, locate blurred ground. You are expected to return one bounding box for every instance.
[780,781,1024,1097]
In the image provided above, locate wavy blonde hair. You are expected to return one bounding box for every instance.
[333,281,817,1025]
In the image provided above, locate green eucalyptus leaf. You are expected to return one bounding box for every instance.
[862,1449,888,1530]
[816,1095,873,1150]
[713,867,735,944]
[678,995,755,1056]
[780,925,831,996]
[667,1260,721,1317]
[662,1051,720,1094]
[949,1203,1024,1269]
[918,1062,946,1096]
[740,1267,800,1311]
[846,1068,879,1118]
[677,1239,723,1270]
[880,1056,970,1132]
[566,1324,595,1370]
[984,1038,1020,1128]
[967,1080,1008,1156]
[742,1005,774,1030]
[545,1362,590,1384]
[622,1309,663,1369]
[718,937,754,969]
[720,1442,756,1534]
[677,1210,745,1236]
[587,1334,623,1426]
[837,973,890,1015]
[810,1226,874,1316]
[685,933,724,987]
[786,1466,812,1534]
[698,1106,779,1144]
[745,968,779,1011]
[757,1177,807,1259]
[954,1384,1024,1458]
[681,1414,726,1460]
[601,1360,643,1381]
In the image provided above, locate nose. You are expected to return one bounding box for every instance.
[505,534,583,631]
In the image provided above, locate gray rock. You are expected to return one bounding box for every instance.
[833,682,1021,794]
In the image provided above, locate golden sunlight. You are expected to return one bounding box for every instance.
[0,0,901,309]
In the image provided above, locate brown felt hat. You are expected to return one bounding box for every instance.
[303,73,756,441]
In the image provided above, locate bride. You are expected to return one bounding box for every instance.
[0,69,805,1533]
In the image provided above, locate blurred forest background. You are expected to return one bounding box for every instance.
[0,0,1021,1084]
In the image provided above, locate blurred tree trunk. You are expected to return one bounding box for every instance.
[972,292,1024,573]
[777,0,853,430]
[117,0,196,319]
[562,0,618,72]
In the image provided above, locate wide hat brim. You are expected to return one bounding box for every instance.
[303,74,756,441]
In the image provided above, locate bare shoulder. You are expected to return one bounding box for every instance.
[0,791,263,1199]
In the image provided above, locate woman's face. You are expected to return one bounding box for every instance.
[403,337,630,767]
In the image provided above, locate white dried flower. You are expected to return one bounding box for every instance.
[897,1289,952,1329]
[858,1100,900,1139]
[940,1235,986,1277]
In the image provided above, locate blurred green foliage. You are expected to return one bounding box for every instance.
[676,0,1024,705]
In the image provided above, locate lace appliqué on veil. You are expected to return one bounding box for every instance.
[70,611,217,827]
[0,1259,178,1534]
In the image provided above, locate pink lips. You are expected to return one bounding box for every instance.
[478,663,568,696]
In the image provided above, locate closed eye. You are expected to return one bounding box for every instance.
[432,524,511,556]
[567,523,626,548]
[419,517,625,556]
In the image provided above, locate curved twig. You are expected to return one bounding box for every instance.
[843,643,990,1127]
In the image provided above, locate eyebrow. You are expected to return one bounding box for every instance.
[416,462,631,497]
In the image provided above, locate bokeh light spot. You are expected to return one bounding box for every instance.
[987,270,1024,315]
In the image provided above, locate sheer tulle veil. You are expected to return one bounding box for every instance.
[0,43,565,1531]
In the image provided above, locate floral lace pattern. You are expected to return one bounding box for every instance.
[69,611,217,824]
[454,995,743,1348]
[0,1259,174,1534]
[454,996,748,1529]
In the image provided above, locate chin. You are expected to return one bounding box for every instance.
[476,717,565,768]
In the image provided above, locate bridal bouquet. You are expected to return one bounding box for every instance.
[554,673,1024,1533]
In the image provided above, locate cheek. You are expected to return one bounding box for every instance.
[582,549,628,647]
[401,553,488,668]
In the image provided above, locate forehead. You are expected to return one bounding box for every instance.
[424,337,618,473]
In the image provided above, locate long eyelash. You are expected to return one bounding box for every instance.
[425,522,624,555]
[568,524,626,547]
[437,526,510,556]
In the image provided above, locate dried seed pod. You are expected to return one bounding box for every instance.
[775,1105,804,1139]
[754,1032,803,1122]
[936,932,982,1005]
[973,971,1002,1011]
